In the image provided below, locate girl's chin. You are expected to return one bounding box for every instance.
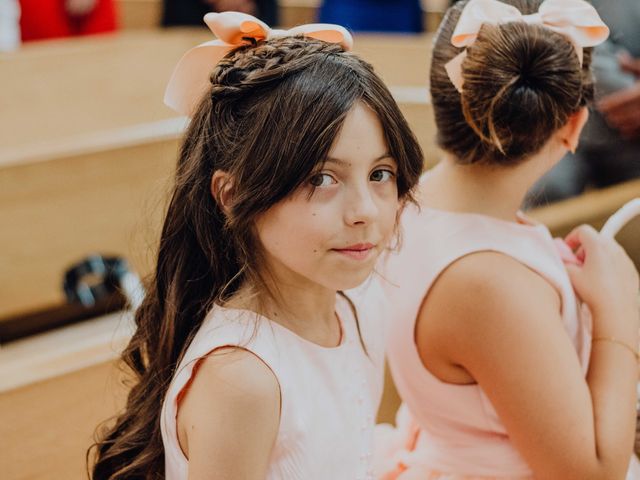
[330,270,375,292]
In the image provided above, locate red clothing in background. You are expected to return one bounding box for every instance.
[19,0,117,41]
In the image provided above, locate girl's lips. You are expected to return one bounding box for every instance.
[332,243,376,260]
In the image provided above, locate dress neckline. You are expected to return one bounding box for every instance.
[419,204,549,234]
[215,295,348,351]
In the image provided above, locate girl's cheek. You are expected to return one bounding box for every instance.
[375,184,400,207]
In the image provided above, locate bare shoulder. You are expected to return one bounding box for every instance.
[177,346,281,474]
[188,346,281,403]
[432,250,560,321]
[418,251,562,364]
[417,253,613,480]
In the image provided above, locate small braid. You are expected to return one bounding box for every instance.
[209,37,348,99]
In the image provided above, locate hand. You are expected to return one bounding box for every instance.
[598,82,640,140]
[65,0,97,16]
[619,51,640,77]
[597,51,640,140]
[563,225,639,337]
[204,0,257,15]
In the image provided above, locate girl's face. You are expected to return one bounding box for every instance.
[255,101,400,293]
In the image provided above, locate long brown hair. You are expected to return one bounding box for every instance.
[431,0,595,166]
[88,36,423,479]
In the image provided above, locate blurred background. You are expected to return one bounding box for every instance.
[0,1,637,478]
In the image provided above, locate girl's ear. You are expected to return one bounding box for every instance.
[211,170,234,213]
[559,107,589,154]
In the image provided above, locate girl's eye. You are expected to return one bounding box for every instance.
[309,173,336,187]
[370,169,395,182]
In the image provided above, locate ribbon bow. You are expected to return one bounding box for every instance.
[444,0,609,92]
[164,11,354,116]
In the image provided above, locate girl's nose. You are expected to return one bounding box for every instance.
[344,184,378,226]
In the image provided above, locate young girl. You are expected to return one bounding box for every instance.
[377,0,640,479]
[88,11,424,480]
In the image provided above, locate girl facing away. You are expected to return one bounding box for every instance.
[89,13,424,480]
[377,0,640,479]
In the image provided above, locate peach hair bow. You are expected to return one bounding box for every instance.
[164,11,354,116]
[444,0,610,92]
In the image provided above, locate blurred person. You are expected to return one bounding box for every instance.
[527,0,640,206]
[162,0,278,27]
[0,0,20,51]
[319,0,423,33]
[19,0,117,42]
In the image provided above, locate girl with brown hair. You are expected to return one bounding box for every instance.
[88,12,423,480]
[377,0,640,478]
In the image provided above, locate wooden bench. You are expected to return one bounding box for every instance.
[0,354,130,479]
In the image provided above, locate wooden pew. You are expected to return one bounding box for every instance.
[117,0,162,29]
[0,358,130,480]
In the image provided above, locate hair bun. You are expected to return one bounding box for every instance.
[458,21,588,160]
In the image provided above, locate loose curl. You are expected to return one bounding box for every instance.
[88,36,423,480]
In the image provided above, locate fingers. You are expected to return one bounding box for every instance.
[564,224,599,251]
[564,262,582,287]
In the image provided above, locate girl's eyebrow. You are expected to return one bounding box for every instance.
[325,153,393,166]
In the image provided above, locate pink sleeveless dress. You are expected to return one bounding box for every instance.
[160,284,387,480]
[376,198,640,479]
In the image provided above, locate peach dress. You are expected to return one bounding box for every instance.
[160,282,388,480]
[376,197,640,480]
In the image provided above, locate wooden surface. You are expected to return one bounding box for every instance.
[0,30,208,166]
[0,360,129,480]
[0,311,134,392]
[529,178,640,236]
[0,139,178,319]
[1,29,431,166]
[117,0,162,30]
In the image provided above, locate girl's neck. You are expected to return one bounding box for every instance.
[422,151,555,222]
[226,278,340,347]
